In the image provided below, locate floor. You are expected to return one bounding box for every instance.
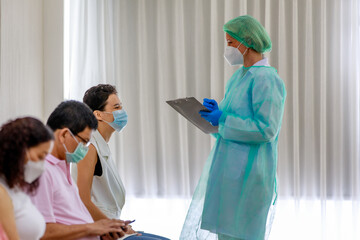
[121,198,360,240]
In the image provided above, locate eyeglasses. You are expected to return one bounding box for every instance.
[68,129,91,147]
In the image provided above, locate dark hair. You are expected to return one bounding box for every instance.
[47,100,98,135]
[0,117,54,193]
[83,84,117,111]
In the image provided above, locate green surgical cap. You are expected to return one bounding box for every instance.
[223,15,272,53]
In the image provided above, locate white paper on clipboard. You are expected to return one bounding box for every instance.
[166,97,219,134]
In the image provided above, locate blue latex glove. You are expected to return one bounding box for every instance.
[203,98,219,112]
[199,109,223,126]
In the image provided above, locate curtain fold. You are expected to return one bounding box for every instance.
[67,0,360,201]
[0,0,44,124]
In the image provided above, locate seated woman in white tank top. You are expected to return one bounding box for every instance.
[0,117,54,240]
[74,84,170,240]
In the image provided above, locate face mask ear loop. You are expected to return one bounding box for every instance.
[62,142,70,153]
[101,111,115,124]
[237,42,249,56]
[63,129,78,153]
[68,129,79,144]
[69,130,82,150]
[243,47,249,56]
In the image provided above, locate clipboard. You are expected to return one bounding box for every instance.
[166,97,219,134]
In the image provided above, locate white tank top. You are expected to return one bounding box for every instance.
[80,130,126,219]
[0,178,46,240]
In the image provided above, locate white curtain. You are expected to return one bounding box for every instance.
[0,0,64,125]
[67,0,360,238]
[65,0,117,100]
[0,0,44,124]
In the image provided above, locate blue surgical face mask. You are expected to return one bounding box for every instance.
[103,109,128,132]
[62,130,89,163]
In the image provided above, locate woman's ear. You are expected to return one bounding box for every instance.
[93,110,103,121]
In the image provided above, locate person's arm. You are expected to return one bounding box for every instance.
[77,146,137,239]
[41,219,125,240]
[218,73,286,143]
[77,144,108,221]
[0,185,20,240]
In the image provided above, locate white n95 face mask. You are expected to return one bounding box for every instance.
[224,43,248,66]
[24,160,45,183]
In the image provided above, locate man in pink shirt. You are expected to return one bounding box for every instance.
[31,101,126,240]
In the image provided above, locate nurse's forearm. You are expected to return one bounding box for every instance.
[218,114,278,143]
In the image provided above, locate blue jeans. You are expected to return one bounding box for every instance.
[126,232,170,240]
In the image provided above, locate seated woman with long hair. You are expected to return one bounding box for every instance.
[0,117,54,240]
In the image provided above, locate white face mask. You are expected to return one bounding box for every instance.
[224,43,248,66]
[24,155,45,183]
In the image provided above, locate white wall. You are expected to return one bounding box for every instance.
[0,0,63,125]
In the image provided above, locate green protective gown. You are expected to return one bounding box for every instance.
[180,59,286,240]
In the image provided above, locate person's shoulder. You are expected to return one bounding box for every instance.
[43,155,64,172]
[253,67,284,84]
[37,159,58,186]
[0,184,14,228]
[229,67,244,78]
[0,184,12,207]
[90,132,97,144]
[88,144,98,156]
[252,66,278,76]
[42,160,56,176]
[0,184,9,197]
[80,144,98,165]
[89,132,101,150]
